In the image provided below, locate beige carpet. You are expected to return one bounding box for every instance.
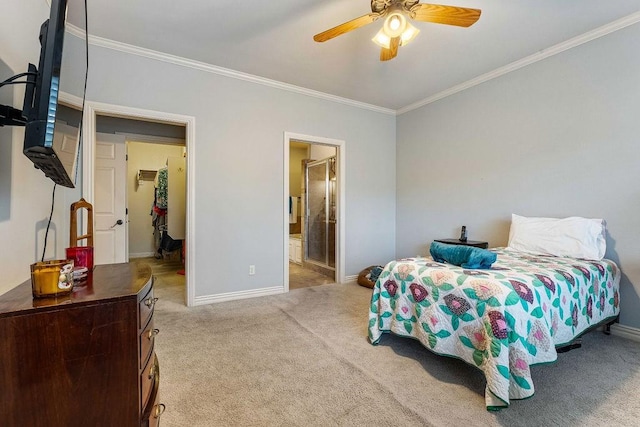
[289,262,335,290]
[149,261,640,426]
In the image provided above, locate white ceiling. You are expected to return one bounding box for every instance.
[66,0,640,111]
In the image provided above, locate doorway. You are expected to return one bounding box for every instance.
[125,138,186,262]
[82,101,196,306]
[283,132,345,292]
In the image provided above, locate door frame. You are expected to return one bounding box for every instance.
[81,100,197,306]
[283,132,345,292]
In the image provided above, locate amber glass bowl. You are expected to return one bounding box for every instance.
[30,260,75,298]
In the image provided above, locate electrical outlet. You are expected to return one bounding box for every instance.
[249,265,255,275]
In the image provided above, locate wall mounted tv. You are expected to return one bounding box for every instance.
[0,0,87,188]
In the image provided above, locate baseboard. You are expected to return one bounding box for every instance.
[344,275,358,283]
[129,252,156,259]
[193,286,284,306]
[610,324,640,342]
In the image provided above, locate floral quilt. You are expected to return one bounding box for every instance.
[368,248,620,410]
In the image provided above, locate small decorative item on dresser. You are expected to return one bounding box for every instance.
[434,238,489,249]
[30,259,74,298]
[66,246,94,271]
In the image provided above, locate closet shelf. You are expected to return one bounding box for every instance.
[137,169,157,185]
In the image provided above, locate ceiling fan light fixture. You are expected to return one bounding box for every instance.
[313,2,481,61]
[388,15,402,31]
[372,12,419,50]
[372,28,391,49]
[383,12,406,38]
[400,22,420,46]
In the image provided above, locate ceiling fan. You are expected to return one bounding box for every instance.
[313,1,481,61]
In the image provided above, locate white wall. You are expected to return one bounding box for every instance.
[396,23,640,328]
[0,1,397,297]
[4,2,637,329]
[127,141,184,257]
[61,34,396,299]
[0,60,14,223]
[0,1,82,295]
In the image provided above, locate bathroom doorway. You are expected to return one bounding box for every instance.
[284,132,344,291]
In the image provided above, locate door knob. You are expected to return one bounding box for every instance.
[110,219,124,229]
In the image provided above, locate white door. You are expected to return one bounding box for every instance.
[94,133,127,265]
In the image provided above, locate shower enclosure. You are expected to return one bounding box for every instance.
[305,156,336,274]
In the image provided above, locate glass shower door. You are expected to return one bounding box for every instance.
[305,157,336,269]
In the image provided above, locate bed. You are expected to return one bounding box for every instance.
[368,217,621,410]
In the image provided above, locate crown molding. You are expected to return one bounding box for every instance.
[65,25,395,116]
[397,11,640,115]
[66,10,640,117]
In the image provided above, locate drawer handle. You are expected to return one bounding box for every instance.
[144,297,159,308]
[148,328,160,340]
[154,403,166,418]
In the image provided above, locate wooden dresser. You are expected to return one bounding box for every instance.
[0,262,164,426]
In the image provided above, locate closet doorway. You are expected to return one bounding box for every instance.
[284,132,345,292]
[126,138,186,261]
[82,101,196,306]
[93,117,186,269]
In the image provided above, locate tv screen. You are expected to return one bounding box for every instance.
[22,0,87,188]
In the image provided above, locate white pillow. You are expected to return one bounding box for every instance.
[508,214,606,260]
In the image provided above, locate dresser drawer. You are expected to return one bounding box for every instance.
[142,356,164,427]
[141,353,158,411]
[139,285,157,330]
[140,318,158,369]
[143,391,164,427]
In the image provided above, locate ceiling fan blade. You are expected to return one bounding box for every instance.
[380,36,400,61]
[410,3,481,27]
[313,13,381,42]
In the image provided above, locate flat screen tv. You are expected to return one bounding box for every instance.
[21,0,86,188]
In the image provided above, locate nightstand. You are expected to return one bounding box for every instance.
[434,238,489,249]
